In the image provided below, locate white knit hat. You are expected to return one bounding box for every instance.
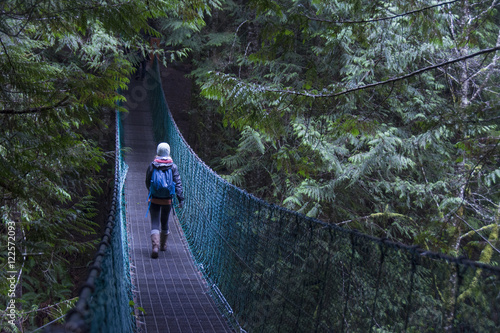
[156,142,170,157]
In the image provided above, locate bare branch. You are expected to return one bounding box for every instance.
[262,45,500,98]
[470,28,500,102]
[455,213,500,255]
[470,0,500,24]
[0,96,70,115]
[305,0,463,25]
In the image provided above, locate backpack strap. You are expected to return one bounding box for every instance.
[145,187,153,218]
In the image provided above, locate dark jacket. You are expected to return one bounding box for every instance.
[145,157,184,203]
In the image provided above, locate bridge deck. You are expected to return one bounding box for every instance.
[122,74,233,333]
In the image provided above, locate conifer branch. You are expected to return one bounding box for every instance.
[0,38,15,73]
[305,0,463,25]
[454,213,500,255]
[0,96,70,115]
[265,45,500,98]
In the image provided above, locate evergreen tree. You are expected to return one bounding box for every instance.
[0,0,210,330]
[190,0,500,261]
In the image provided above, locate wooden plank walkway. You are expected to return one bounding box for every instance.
[121,75,234,333]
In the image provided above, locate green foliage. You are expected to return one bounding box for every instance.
[148,1,500,329]
[185,0,500,265]
[148,14,500,329]
[0,0,212,330]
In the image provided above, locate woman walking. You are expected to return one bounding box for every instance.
[145,142,184,258]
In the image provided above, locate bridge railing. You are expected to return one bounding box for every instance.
[148,58,500,332]
[63,109,133,333]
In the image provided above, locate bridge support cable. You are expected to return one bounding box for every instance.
[147,57,500,332]
[62,110,134,333]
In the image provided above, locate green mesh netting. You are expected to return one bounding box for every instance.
[147,58,500,333]
[64,109,134,333]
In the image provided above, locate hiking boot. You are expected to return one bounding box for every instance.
[160,232,169,251]
[151,234,160,258]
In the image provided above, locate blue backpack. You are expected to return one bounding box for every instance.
[149,167,176,199]
[146,168,176,217]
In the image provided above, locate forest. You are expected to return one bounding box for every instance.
[1,0,499,331]
[182,0,500,262]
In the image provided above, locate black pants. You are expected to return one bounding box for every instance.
[149,203,171,235]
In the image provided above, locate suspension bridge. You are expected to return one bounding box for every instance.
[61,59,500,333]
